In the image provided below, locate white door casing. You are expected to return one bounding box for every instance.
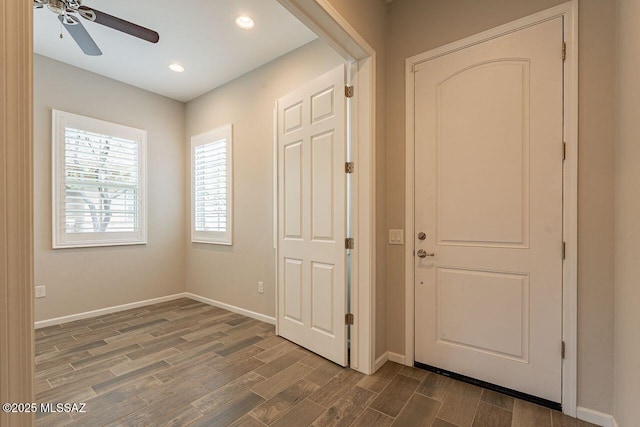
[413,18,564,402]
[277,65,348,366]
[277,0,379,377]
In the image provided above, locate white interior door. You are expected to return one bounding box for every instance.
[277,65,348,366]
[413,18,564,402]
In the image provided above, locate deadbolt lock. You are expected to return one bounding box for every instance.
[417,232,426,240]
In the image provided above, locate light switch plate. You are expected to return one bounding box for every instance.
[388,229,404,245]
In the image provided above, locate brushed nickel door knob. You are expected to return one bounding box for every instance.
[417,249,435,258]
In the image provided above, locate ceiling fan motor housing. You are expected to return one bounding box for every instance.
[41,0,82,15]
[47,0,67,15]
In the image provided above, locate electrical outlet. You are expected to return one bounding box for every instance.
[258,281,264,294]
[35,285,46,299]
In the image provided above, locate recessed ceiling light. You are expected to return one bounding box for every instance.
[169,63,185,73]
[235,16,255,30]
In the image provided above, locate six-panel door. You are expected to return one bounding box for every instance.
[277,65,348,366]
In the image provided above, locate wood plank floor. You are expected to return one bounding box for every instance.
[35,298,596,427]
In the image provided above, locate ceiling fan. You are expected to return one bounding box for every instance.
[33,0,160,56]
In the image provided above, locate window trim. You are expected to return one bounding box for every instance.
[191,124,233,245]
[51,109,148,249]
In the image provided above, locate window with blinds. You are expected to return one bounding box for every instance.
[191,124,233,245]
[52,110,147,248]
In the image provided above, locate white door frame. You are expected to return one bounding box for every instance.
[276,0,377,374]
[404,1,578,415]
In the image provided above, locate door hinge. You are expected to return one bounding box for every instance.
[345,238,355,250]
[345,313,354,325]
[563,142,567,161]
[561,341,566,359]
[562,42,567,61]
[345,162,355,174]
[562,241,566,260]
[345,85,354,98]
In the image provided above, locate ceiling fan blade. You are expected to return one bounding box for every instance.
[78,6,159,44]
[58,15,102,56]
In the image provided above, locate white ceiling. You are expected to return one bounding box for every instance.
[34,0,318,102]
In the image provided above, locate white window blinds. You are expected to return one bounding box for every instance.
[64,128,140,234]
[194,140,227,232]
[52,110,147,248]
[191,124,233,245]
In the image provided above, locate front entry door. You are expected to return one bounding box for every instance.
[277,65,348,366]
[413,18,564,402]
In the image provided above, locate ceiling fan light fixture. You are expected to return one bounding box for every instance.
[169,63,185,73]
[235,16,255,30]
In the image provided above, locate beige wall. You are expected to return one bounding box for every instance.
[386,0,616,413]
[34,54,186,321]
[184,39,344,317]
[325,0,389,358]
[614,0,640,424]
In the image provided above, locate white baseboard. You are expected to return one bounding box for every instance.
[388,352,406,365]
[35,292,277,329]
[184,292,276,325]
[34,293,188,329]
[373,351,407,372]
[577,407,617,427]
[374,352,389,371]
